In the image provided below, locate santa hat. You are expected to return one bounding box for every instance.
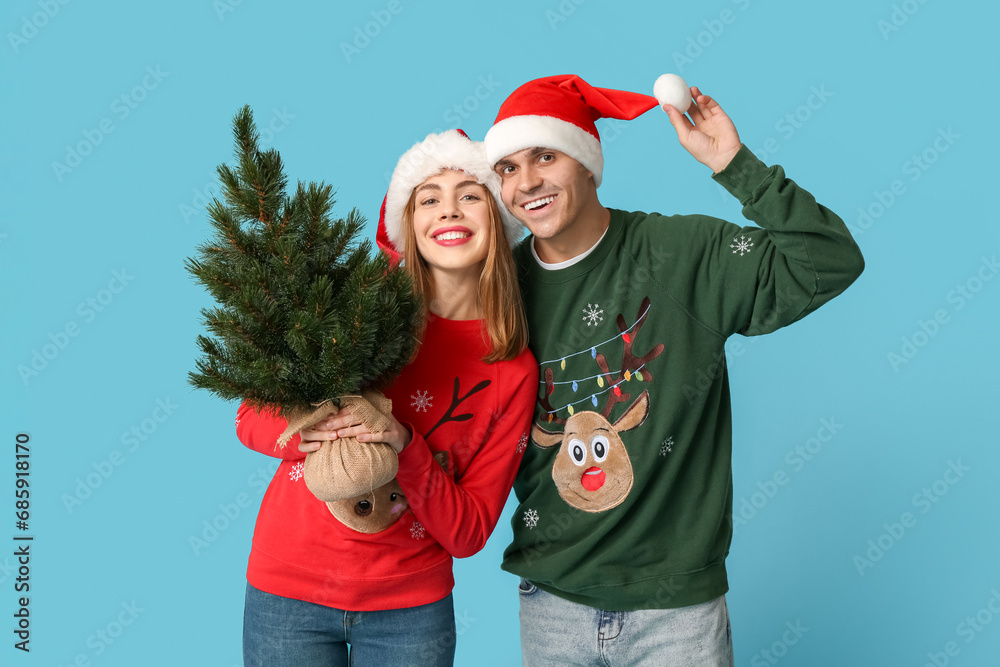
[377,129,521,265]
[484,75,658,187]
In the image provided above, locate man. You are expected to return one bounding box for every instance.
[483,75,864,666]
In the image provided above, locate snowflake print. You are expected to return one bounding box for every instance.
[659,437,674,457]
[235,415,241,428]
[516,433,528,454]
[289,462,304,481]
[410,390,433,413]
[582,303,604,326]
[730,235,754,256]
[410,521,426,540]
[523,509,539,529]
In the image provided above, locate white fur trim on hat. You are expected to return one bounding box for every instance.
[383,129,522,250]
[484,115,605,187]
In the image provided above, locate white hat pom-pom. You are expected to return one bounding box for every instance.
[653,73,692,114]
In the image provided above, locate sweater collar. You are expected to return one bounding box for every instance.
[520,208,623,283]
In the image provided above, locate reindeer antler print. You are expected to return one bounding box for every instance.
[538,367,568,426]
[424,377,491,439]
[594,297,664,419]
[619,297,665,379]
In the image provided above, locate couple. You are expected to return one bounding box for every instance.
[236,74,865,666]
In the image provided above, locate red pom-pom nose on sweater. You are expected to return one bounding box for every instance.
[581,466,605,491]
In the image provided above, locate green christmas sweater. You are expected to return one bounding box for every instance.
[502,145,864,611]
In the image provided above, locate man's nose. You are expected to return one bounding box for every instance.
[518,165,543,192]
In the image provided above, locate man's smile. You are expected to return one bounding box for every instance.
[522,195,557,211]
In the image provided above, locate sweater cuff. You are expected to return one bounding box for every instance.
[711,144,772,205]
[395,423,434,481]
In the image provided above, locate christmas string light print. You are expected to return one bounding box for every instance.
[537,300,659,421]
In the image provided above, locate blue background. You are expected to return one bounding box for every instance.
[3,0,998,665]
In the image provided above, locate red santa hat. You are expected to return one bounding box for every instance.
[484,75,659,187]
[377,129,521,265]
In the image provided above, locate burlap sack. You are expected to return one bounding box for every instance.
[276,391,398,502]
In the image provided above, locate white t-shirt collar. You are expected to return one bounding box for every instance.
[530,226,609,271]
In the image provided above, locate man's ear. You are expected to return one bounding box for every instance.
[573,158,596,185]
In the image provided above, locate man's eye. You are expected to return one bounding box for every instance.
[500,165,515,175]
[539,154,554,163]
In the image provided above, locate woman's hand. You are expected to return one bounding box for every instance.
[296,419,339,454]
[301,410,412,454]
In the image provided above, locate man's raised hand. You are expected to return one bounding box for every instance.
[662,86,742,174]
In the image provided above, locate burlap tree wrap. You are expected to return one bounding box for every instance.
[276,391,398,502]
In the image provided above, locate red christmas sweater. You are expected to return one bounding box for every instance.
[236,314,538,611]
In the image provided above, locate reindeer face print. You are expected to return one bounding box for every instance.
[326,479,409,533]
[536,391,649,512]
[532,297,663,514]
[551,411,636,512]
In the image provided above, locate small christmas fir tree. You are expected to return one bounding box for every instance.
[186,105,421,501]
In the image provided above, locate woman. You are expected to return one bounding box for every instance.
[236,129,538,666]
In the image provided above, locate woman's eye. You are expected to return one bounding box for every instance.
[461,193,481,201]
[420,198,438,206]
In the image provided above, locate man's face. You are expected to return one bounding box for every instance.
[494,148,596,242]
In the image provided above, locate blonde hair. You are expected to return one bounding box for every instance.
[400,184,528,363]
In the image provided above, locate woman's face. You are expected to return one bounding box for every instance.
[410,169,491,279]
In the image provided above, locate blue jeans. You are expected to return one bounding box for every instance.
[518,579,733,667]
[243,583,456,667]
